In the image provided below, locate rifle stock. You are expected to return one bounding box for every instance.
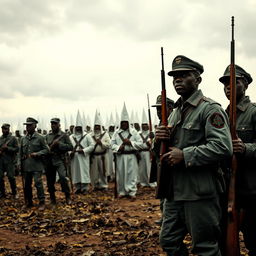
[226,16,240,256]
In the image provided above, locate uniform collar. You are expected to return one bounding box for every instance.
[174,89,204,108]
[49,130,62,136]
[236,96,251,112]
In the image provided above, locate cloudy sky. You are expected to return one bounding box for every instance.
[1,0,256,130]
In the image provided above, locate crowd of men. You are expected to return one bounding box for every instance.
[0,105,159,210]
[0,55,255,255]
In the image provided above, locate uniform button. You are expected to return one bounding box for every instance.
[242,127,245,130]
[188,162,192,166]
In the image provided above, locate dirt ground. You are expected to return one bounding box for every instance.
[0,176,249,256]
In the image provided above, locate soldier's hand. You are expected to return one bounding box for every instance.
[232,138,245,153]
[149,131,155,139]
[1,144,8,151]
[51,140,59,148]
[162,147,184,166]
[155,126,170,142]
[70,152,74,158]
[30,152,38,158]
[146,141,152,148]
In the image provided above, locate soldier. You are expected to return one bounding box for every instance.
[45,118,73,205]
[69,112,94,194]
[219,65,256,255]
[20,117,49,210]
[156,55,233,255]
[90,111,111,191]
[150,95,174,225]
[111,103,143,199]
[0,124,19,199]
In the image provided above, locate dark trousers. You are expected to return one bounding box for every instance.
[0,162,17,196]
[160,198,221,256]
[24,171,45,204]
[45,162,70,196]
[239,195,256,255]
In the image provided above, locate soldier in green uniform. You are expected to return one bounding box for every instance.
[45,118,73,205]
[20,117,49,210]
[0,124,19,198]
[156,55,233,256]
[219,65,256,256]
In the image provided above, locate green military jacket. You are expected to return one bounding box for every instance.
[0,134,19,162]
[45,130,73,166]
[229,96,256,196]
[157,89,233,201]
[20,132,49,172]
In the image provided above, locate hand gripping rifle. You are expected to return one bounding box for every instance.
[226,16,240,256]
[156,47,169,198]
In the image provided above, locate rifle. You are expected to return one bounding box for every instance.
[226,16,240,256]
[0,138,13,155]
[49,133,66,151]
[147,94,153,133]
[156,47,169,198]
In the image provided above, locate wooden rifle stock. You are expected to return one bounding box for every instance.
[226,16,240,256]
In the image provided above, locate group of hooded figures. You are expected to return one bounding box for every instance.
[1,53,256,255]
[0,104,158,209]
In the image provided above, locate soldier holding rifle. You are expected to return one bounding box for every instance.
[155,55,232,255]
[219,65,256,255]
[45,118,73,205]
[0,123,19,199]
[20,117,49,210]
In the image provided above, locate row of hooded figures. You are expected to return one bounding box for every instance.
[0,100,164,211]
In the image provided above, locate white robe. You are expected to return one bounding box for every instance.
[90,131,111,189]
[69,133,94,184]
[111,128,143,196]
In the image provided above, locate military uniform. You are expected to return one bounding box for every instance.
[0,124,19,197]
[45,118,73,203]
[158,56,233,256]
[220,65,256,255]
[20,118,49,206]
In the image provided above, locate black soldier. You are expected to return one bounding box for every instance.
[45,118,73,205]
[219,65,256,255]
[0,124,19,199]
[20,117,49,210]
[156,55,233,255]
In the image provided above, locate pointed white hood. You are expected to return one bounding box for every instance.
[134,111,140,124]
[109,113,115,127]
[120,102,129,123]
[75,110,83,127]
[94,110,103,126]
[141,108,148,124]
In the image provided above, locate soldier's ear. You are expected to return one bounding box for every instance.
[196,76,202,85]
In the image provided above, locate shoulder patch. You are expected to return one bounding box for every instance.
[210,113,225,128]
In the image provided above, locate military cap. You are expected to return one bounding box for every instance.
[151,95,174,108]
[50,117,60,123]
[219,64,253,85]
[168,55,204,76]
[1,123,10,129]
[23,117,38,125]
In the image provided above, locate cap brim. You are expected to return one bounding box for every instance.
[219,74,243,83]
[151,104,161,107]
[23,122,35,125]
[168,68,194,76]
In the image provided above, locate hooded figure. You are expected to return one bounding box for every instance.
[69,110,94,194]
[107,112,116,181]
[90,110,111,190]
[111,103,143,199]
[138,109,156,188]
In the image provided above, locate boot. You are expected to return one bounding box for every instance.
[38,201,45,211]
[65,193,72,205]
[50,193,56,205]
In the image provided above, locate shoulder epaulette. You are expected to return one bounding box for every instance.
[202,96,221,106]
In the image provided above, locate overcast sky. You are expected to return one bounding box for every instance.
[1,0,256,130]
